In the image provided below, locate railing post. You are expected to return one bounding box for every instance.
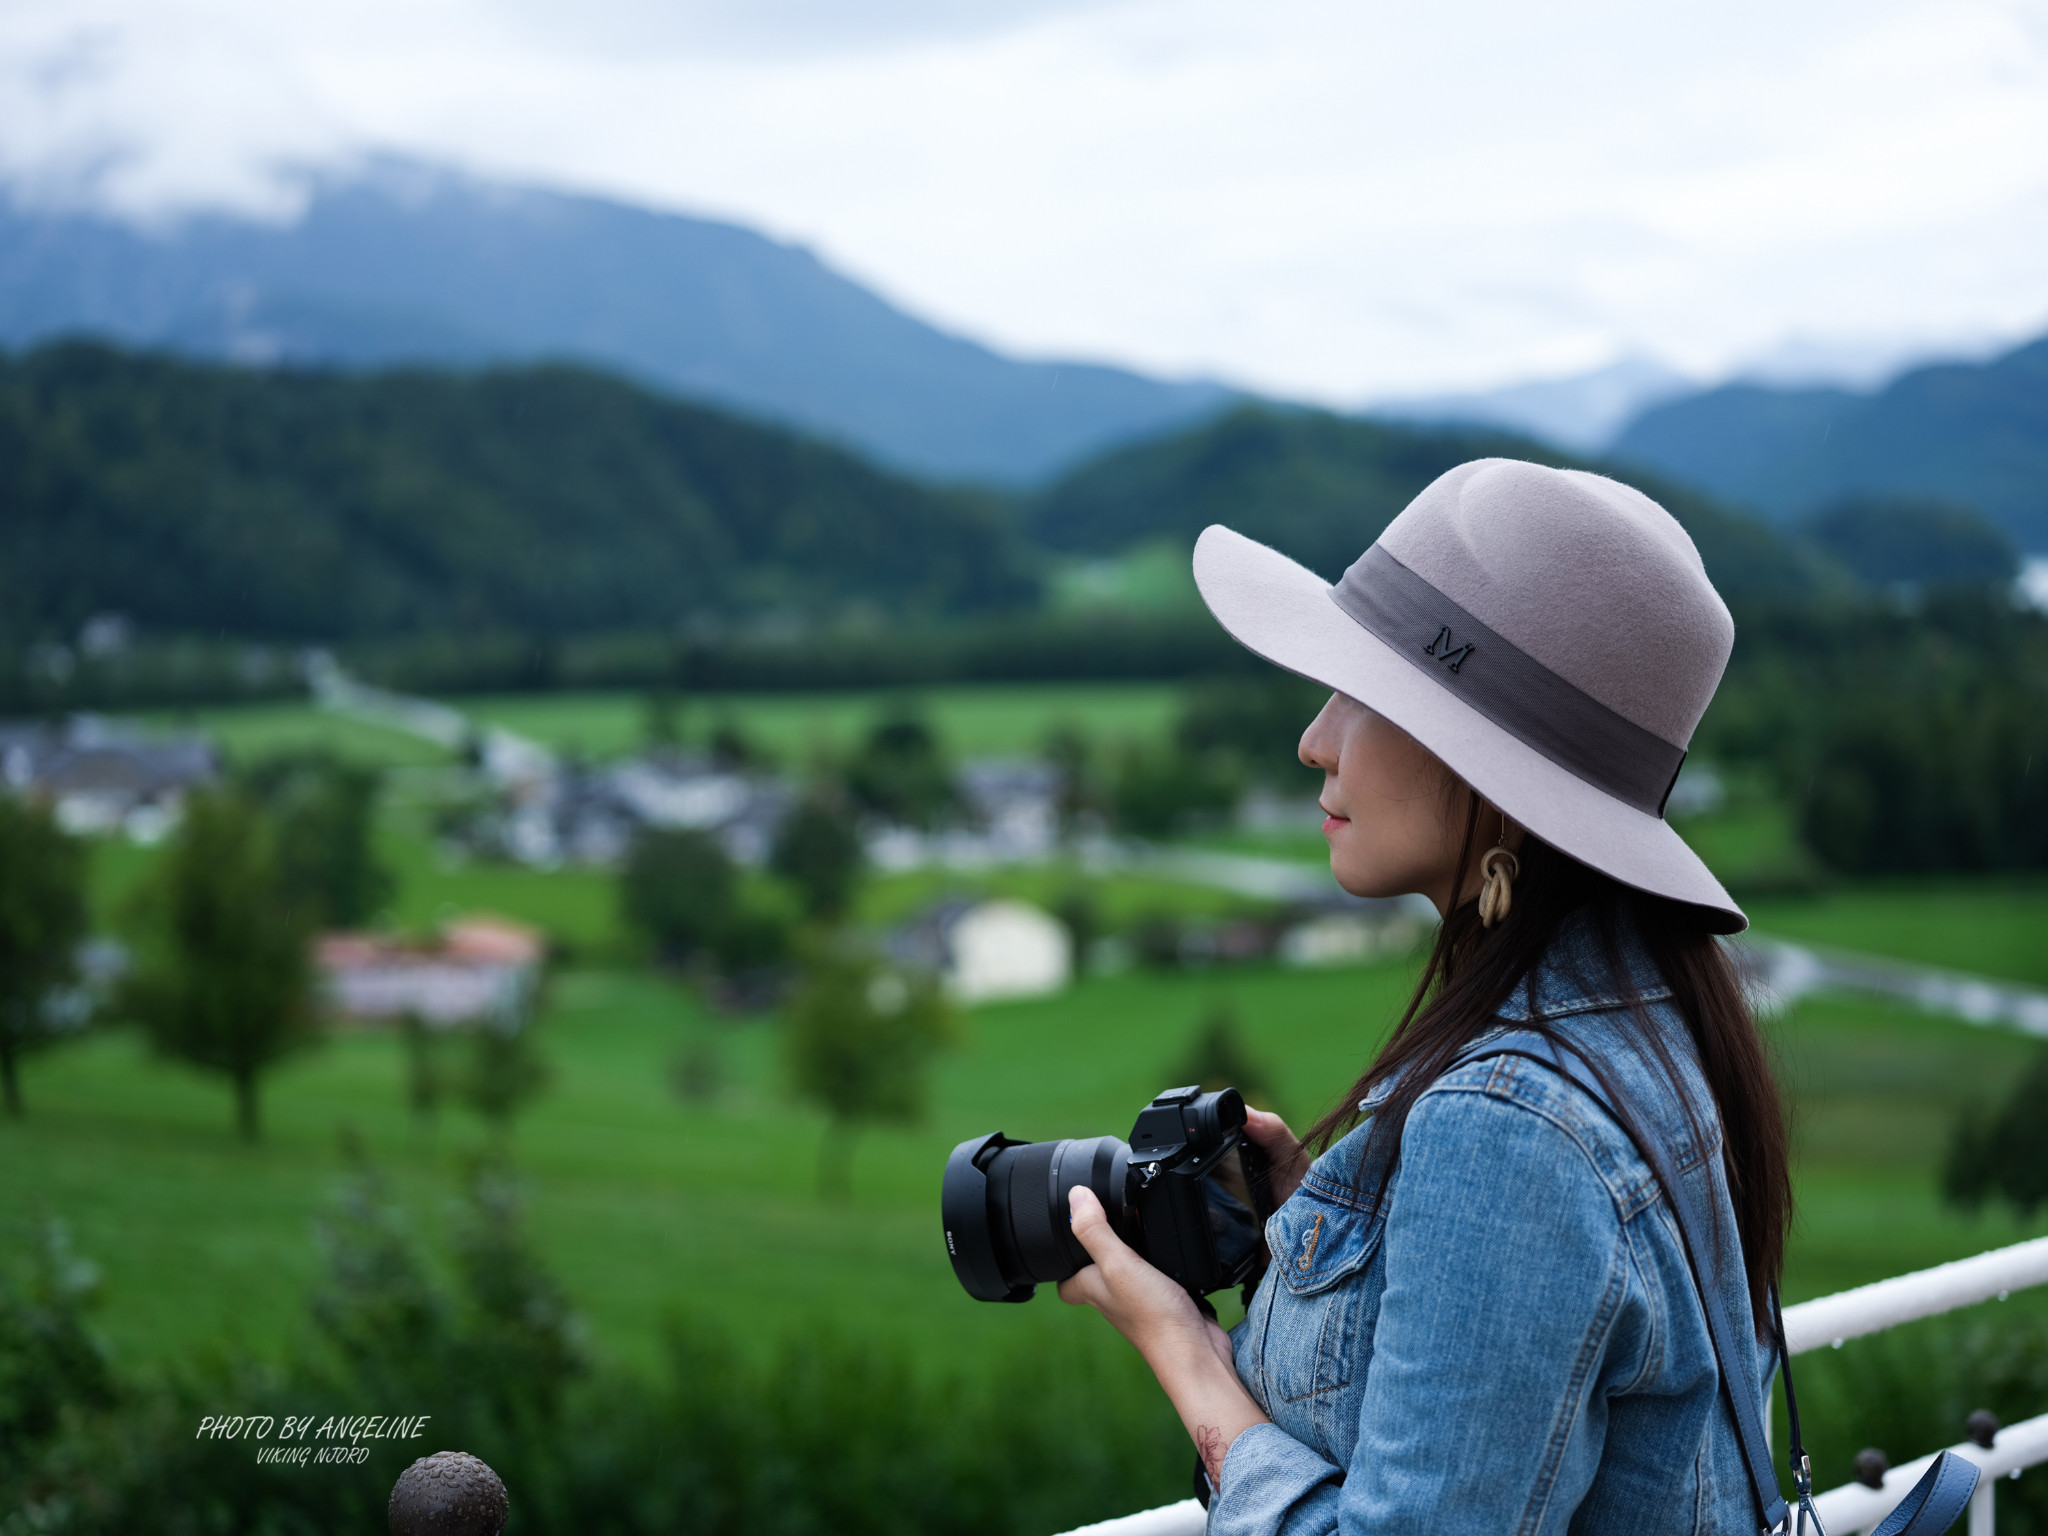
[1965,1411,1998,1536]
[1966,1477,1993,1536]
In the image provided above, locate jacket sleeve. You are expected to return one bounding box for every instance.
[1209,1083,1639,1536]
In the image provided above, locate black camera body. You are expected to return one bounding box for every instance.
[941,1085,1275,1305]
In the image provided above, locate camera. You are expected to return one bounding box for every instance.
[941,1085,1274,1304]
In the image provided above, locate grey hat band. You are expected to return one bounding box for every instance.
[1329,544,1687,818]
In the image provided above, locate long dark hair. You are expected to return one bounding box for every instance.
[1302,785,1793,1317]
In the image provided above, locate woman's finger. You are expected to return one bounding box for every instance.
[1066,1185,1134,1268]
[1244,1107,1300,1153]
[1244,1109,1308,1202]
[1056,1264,1107,1309]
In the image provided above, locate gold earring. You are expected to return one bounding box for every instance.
[1478,812,1519,929]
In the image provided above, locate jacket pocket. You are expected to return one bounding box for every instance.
[1256,1186,1386,1418]
[1269,1183,1384,1296]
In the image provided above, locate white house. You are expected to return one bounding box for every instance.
[891,897,1073,1003]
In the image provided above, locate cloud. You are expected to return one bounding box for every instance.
[4,0,2048,396]
[492,0,1125,59]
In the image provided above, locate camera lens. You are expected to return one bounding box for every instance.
[942,1133,1133,1302]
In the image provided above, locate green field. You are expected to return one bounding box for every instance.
[133,700,448,768]
[456,681,1186,762]
[5,943,2043,1382]
[44,687,2048,1436]
[1748,879,2048,988]
[1,958,1418,1373]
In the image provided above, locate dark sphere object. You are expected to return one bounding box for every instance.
[1966,1409,2000,1449]
[388,1451,509,1536]
[1853,1449,1890,1489]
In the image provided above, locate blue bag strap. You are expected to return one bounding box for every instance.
[1869,1451,1980,1536]
[1450,1031,1984,1536]
[1448,1029,1790,1533]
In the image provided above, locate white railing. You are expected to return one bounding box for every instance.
[1056,1237,2048,1536]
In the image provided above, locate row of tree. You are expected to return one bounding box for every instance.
[1702,585,2048,875]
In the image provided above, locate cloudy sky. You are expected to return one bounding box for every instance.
[4,0,2048,401]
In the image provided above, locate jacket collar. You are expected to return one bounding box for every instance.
[1496,905,1672,1022]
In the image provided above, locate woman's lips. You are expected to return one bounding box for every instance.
[1322,814,1349,836]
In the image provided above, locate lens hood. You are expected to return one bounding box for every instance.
[942,1134,1034,1302]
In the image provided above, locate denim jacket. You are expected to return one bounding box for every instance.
[1214,913,1775,1536]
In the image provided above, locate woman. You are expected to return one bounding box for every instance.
[1058,460,1792,1535]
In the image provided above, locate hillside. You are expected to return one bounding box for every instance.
[1031,405,1839,599]
[0,343,1031,643]
[0,161,1231,484]
[1612,333,2048,548]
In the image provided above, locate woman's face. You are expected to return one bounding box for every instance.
[1298,692,1470,914]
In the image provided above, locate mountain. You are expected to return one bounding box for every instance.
[0,342,1031,643]
[1368,357,1695,452]
[1611,333,2048,548]
[1030,405,1837,601]
[0,161,1232,485]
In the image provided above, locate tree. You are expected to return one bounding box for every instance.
[1943,1045,2048,1216]
[619,827,736,961]
[462,1018,552,1140]
[1042,725,1099,839]
[1807,496,2020,588]
[784,950,954,1198]
[1172,1003,1275,1108]
[641,687,683,749]
[770,787,866,923]
[709,718,769,772]
[240,751,393,928]
[845,710,957,829]
[311,1147,583,1420]
[402,1013,447,1133]
[125,788,315,1141]
[0,797,89,1116]
[1175,675,1328,785]
[1109,740,1242,839]
[1053,888,1100,977]
[0,1220,114,1468]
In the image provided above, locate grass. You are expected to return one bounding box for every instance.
[0,958,1418,1375]
[6,948,2042,1384]
[1048,540,1205,617]
[1768,991,2048,1298]
[1748,878,2048,989]
[129,701,448,769]
[453,681,1185,762]
[58,687,2048,1437]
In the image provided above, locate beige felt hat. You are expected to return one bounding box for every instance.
[1192,458,1745,933]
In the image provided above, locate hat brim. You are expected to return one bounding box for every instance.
[1193,525,1745,934]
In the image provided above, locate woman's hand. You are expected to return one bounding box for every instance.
[1245,1108,1309,1206]
[1056,1186,1229,1368]
[1058,1186,1268,1490]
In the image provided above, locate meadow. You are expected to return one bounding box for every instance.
[10,686,2047,1503]
[453,681,1187,763]
[9,936,2047,1376]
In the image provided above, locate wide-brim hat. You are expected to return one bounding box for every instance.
[1192,458,1745,933]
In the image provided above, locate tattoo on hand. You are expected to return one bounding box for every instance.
[1195,1424,1228,1487]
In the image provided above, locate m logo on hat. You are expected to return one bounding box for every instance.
[1423,625,1475,674]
